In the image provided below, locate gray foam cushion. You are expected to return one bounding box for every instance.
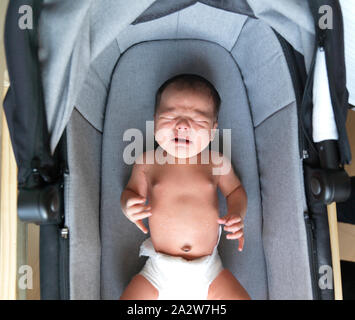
[66,109,102,299]
[255,104,313,299]
[100,39,268,299]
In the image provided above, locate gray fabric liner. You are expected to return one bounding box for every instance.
[101,39,267,299]
[76,41,121,132]
[255,103,313,299]
[232,18,295,127]
[132,0,198,24]
[99,37,311,300]
[200,0,254,17]
[66,108,102,299]
[63,4,313,300]
[132,0,255,24]
[117,3,249,53]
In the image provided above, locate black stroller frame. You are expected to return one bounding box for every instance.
[3,0,353,300]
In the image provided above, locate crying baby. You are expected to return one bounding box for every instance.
[119,74,250,300]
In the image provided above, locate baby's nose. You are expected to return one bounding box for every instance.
[176,119,189,130]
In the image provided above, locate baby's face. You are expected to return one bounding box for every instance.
[154,85,218,159]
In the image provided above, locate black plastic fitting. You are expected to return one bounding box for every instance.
[18,183,63,225]
[309,168,351,204]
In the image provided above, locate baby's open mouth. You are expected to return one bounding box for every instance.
[173,137,191,144]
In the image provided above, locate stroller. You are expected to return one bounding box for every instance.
[3,0,354,299]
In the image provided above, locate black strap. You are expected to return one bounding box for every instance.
[4,0,58,188]
[40,225,69,300]
[307,0,351,165]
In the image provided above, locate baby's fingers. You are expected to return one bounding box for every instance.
[135,220,149,234]
[217,215,242,226]
[223,221,244,233]
[131,211,152,222]
[238,236,245,252]
[126,196,146,208]
[226,230,245,252]
[127,203,151,215]
[225,216,242,226]
[226,229,243,240]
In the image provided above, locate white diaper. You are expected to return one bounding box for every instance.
[138,226,223,300]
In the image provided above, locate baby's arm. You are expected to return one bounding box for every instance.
[215,153,247,251]
[120,153,151,234]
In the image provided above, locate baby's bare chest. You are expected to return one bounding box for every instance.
[146,163,218,196]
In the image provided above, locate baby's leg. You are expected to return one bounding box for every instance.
[119,274,159,300]
[207,269,251,300]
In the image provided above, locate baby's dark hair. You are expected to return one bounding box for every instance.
[154,74,221,120]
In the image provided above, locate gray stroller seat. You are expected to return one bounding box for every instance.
[66,10,312,299]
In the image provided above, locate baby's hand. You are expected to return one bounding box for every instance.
[123,196,152,234]
[217,214,244,252]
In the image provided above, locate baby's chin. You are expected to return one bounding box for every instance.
[158,143,207,159]
[164,147,197,159]
[168,150,194,159]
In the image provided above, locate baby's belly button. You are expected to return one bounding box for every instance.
[151,229,216,257]
[180,244,193,252]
